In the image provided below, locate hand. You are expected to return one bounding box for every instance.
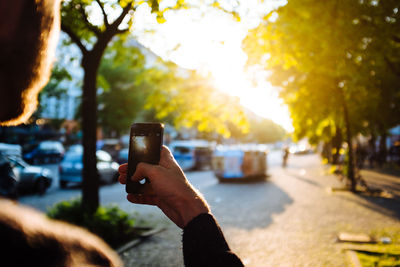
[118,146,210,228]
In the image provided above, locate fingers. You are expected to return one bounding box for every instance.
[131,162,159,182]
[127,194,158,206]
[118,163,128,174]
[118,173,126,184]
[119,162,160,185]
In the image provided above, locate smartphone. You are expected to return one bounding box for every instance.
[126,122,164,194]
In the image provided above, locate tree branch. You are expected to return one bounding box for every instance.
[116,28,130,34]
[110,2,133,29]
[385,56,400,76]
[95,0,109,26]
[61,23,88,55]
[79,5,101,36]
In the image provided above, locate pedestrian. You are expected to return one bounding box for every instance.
[0,0,243,266]
[282,146,290,168]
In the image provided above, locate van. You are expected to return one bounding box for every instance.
[169,140,213,171]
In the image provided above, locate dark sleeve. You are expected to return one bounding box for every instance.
[182,213,244,267]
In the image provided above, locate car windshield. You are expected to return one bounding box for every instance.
[64,153,82,162]
[39,141,61,150]
[174,146,191,154]
[7,156,28,168]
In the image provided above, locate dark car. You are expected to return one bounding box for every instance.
[24,141,65,164]
[6,156,53,195]
[59,147,119,188]
[117,148,129,164]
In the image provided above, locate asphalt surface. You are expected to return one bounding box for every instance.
[19,151,400,266]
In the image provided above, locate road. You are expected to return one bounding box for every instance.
[19,151,400,266]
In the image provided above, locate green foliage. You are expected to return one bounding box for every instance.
[244,0,400,144]
[96,37,250,137]
[35,65,72,121]
[355,227,400,266]
[357,251,400,266]
[60,0,247,211]
[247,117,286,143]
[43,65,72,97]
[145,66,249,138]
[97,39,150,136]
[47,198,138,248]
[229,116,286,143]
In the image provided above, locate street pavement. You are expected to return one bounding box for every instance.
[19,151,400,266]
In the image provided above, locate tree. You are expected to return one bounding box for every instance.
[243,0,400,191]
[97,38,249,138]
[61,0,187,213]
[36,65,72,119]
[227,115,286,144]
[145,65,249,138]
[61,0,247,212]
[97,41,149,136]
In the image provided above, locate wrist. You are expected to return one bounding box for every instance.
[177,196,210,227]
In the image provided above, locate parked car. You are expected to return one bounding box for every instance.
[6,155,53,195]
[0,143,22,158]
[117,148,129,164]
[99,139,120,160]
[23,141,65,164]
[59,148,119,188]
[169,140,213,171]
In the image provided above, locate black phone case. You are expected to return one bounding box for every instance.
[126,123,163,194]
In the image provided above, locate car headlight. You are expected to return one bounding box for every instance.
[74,163,83,170]
[41,169,51,177]
[111,162,119,170]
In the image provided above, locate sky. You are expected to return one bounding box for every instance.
[130,0,293,131]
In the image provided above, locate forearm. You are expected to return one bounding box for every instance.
[182,213,244,267]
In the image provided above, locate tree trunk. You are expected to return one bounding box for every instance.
[378,132,387,166]
[81,54,101,214]
[342,98,356,191]
[368,133,376,168]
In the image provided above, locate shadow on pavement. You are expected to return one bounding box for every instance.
[290,174,322,188]
[205,179,293,230]
[338,193,400,220]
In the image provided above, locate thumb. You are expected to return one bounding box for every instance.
[159,145,179,168]
[131,162,160,183]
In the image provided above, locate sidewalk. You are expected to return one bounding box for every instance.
[119,155,400,266]
[360,169,400,199]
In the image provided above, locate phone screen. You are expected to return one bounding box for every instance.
[126,123,163,194]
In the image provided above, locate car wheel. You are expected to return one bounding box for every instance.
[36,177,47,195]
[60,180,67,189]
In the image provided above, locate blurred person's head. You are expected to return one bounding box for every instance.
[0,0,60,126]
[0,2,122,266]
[0,199,122,266]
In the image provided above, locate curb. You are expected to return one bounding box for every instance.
[346,250,362,267]
[116,227,165,254]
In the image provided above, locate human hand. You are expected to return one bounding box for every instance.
[118,146,210,228]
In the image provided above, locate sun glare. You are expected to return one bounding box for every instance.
[132,2,293,132]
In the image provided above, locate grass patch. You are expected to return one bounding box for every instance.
[345,228,400,266]
[356,251,400,266]
[47,198,145,249]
